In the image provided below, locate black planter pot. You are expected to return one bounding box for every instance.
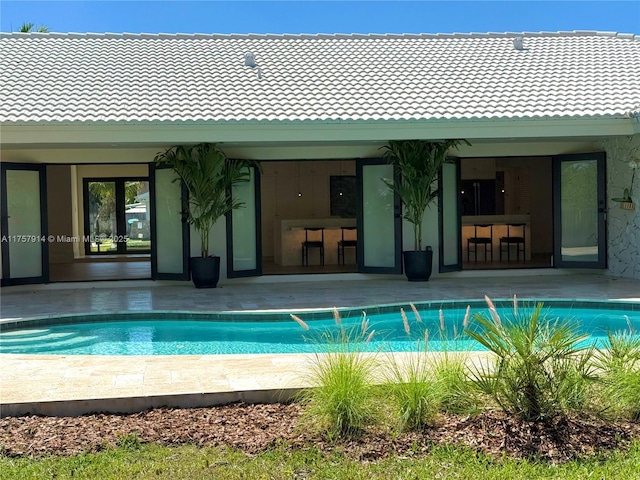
[189,256,221,288]
[403,248,433,282]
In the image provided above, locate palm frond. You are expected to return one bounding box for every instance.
[381,139,470,250]
[154,143,260,257]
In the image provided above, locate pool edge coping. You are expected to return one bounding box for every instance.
[1,297,639,332]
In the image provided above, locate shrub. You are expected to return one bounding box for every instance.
[466,297,597,422]
[596,324,640,421]
[597,322,640,372]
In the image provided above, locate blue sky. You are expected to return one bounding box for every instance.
[1,1,639,35]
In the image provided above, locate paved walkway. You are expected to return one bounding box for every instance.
[1,272,639,416]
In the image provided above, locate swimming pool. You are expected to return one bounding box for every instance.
[0,300,638,355]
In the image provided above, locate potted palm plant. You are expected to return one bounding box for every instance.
[154,143,258,288]
[382,139,469,281]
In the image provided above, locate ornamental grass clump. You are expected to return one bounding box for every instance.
[292,309,379,438]
[466,296,597,422]
[430,305,478,415]
[596,320,640,421]
[384,304,476,430]
[430,351,478,415]
[384,339,440,430]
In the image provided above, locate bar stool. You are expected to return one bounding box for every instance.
[500,223,526,262]
[337,226,357,265]
[301,227,325,266]
[467,224,493,262]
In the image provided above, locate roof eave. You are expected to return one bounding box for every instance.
[1,116,637,147]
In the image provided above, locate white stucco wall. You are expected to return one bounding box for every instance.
[603,135,640,280]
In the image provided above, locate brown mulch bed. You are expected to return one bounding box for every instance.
[1,403,639,464]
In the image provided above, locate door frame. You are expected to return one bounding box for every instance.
[226,165,263,279]
[552,151,607,269]
[82,177,151,255]
[356,158,403,274]
[149,164,190,280]
[1,162,49,286]
[438,157,463,273]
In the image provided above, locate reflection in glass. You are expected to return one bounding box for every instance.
[125,181,151,252]
[155,171,184,274]
[441,162,459,266]
[362,164,395,267]
[232,169,257,271]
[560,160,598,262]
[6,170,42,278]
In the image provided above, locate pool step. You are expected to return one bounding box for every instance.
[0,334,97,354]
[0,329,53,339]
[0,329,99,354]
[0,330,77,346]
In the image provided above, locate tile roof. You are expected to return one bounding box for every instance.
[1,31,639,124]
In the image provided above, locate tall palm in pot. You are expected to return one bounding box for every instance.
[154,143,258,288]
[382,139,469,281]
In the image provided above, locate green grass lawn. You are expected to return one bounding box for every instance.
[2,441,640,480]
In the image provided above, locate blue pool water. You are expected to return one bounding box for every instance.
[0,304,638,355]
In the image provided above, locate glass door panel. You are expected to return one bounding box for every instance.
[553,152,606,268]
[150,166,189,279]
[357,159,402,273]
[125,181,151,253]
[227,167,262,277]
[439,159,462,272]
[86,181,117,253]
[1,164,48,285]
